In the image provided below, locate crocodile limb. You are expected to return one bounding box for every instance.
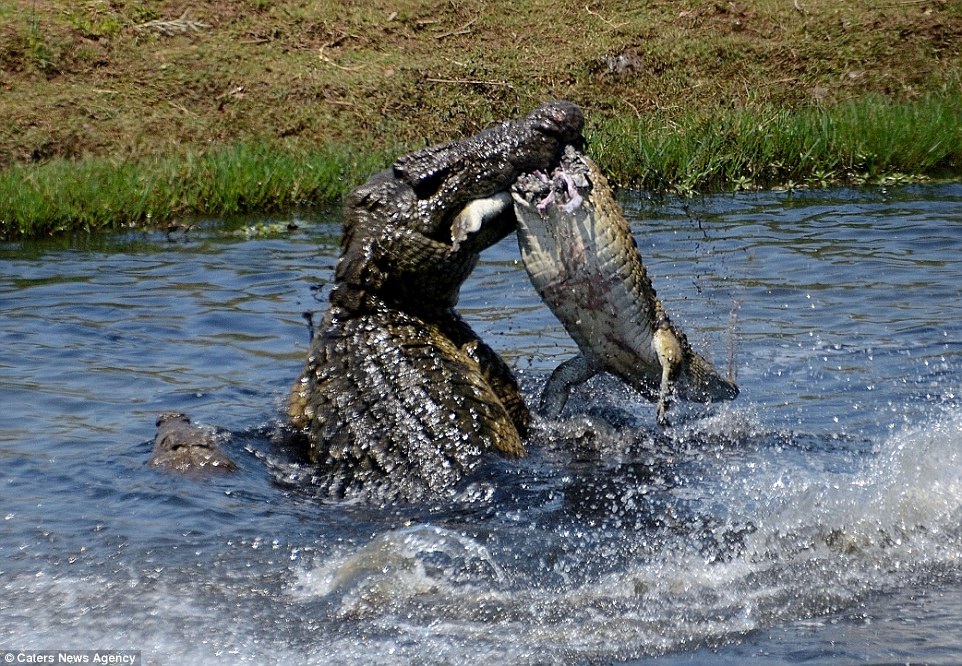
[511,146,738,426]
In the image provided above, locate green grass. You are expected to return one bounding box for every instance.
[589,89,962,195]
[3,90,960,239]
[0,143,388,238]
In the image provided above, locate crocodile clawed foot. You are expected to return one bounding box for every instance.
[656,399,672,429]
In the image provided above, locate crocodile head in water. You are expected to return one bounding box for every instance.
[149,412,237,474]
[511,146,738,425]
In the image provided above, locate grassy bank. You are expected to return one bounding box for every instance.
[0,143,387,237]
[3,89,961,239]
[592,88,962,194]
[2,0,962,238]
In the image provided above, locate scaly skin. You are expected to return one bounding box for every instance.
[511,147,738,425]
[149,412,237,474]
[288,101,584,502]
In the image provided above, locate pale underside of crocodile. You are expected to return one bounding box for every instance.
[511,146,739,425]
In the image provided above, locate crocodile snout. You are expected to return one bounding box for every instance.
[529,100,585,143]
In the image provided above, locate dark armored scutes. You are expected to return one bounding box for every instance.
[149,412,237,474]
[288,102,585,502]
[512,146,738,425]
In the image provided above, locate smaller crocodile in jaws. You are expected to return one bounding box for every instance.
[511,147,738,425]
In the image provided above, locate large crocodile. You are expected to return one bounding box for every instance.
[511,146,738,425]
[287,101,585,502]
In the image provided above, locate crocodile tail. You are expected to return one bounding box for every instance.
[680,350,740,403]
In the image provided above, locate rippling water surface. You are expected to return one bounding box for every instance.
[2,184,962,664]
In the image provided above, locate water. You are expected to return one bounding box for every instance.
[2,184,962,664]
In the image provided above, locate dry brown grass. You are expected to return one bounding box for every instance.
[2,0,960,167]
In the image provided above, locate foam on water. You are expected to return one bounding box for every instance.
[31,400,961,663]
[253,406,962,663]
[290,525,507,614]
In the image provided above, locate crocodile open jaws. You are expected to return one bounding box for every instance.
[511,146,739,426]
